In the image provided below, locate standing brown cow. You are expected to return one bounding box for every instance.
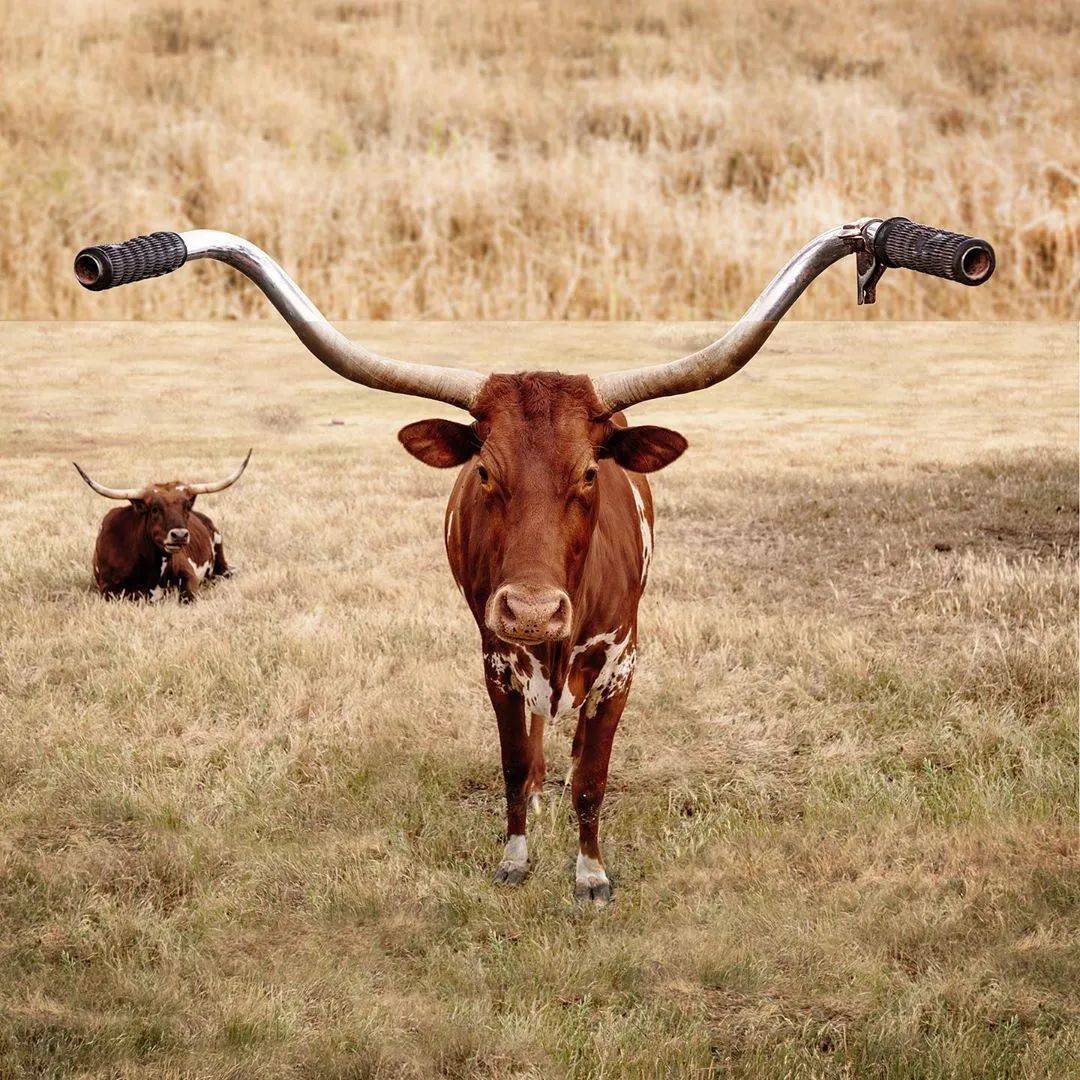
[399,375,685,903]
[74,451,250,602]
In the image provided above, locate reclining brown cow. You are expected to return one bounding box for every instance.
[74,451,250,602]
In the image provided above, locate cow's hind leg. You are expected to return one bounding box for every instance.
[487,682,532,886]
[211,534,231,578]
[195,512,231,578]
[572,687,629,906]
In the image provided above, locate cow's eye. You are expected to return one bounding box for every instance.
[583,465,598,485]
[477,464,490,485]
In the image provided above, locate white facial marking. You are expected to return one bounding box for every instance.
[503,834,527,867]
[629,480,653,585]
[576,852,608,889]
[447,511,466,595]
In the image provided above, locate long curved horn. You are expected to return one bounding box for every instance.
[594,217,995,413]
[73,462,144,501]
[183,448,253,496]
[74,232,486,411]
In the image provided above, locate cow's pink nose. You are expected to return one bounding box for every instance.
[488,585,572,644]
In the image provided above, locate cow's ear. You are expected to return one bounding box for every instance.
[129,497,149,514]
[601,425,687,473]
[398,420,480,468]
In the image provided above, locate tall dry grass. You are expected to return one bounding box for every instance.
[1,0,1076,321]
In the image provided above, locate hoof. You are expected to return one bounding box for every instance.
[217,566,235,579]
[574,878,613,906]
[493,860,528,886]
[574,853,612,906]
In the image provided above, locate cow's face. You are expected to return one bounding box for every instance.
[132,484,195,554]
[399,373,686,645]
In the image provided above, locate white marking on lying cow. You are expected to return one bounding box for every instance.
[188,557,212,583]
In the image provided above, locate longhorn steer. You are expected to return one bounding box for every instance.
[400,374,685,901]
[73,218,995,902]
[74,452,250,602]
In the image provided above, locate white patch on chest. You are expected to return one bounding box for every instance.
[582,628,636,716]
[484,627,636,721]
[628,480,652,585]
[188,557,212,584]
[484,649,569,719]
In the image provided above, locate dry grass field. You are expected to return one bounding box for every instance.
[0,320,1075,1077]
[2,0,1078,322]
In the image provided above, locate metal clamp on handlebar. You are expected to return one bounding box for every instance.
[846,218,995,306]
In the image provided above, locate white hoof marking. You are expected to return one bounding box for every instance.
[503,833,527,868]
[575,852,608,890]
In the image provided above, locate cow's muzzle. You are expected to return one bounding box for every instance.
[487,585,572,645]
[164,528,190,552]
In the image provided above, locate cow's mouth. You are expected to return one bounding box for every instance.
[495,629,551,647]
[163,542,184,553]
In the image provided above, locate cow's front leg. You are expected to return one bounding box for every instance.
[572,687,629,906]
[176,562,200,604]
[487,680,531,885]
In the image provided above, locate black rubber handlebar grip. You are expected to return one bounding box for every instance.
[872,217,995,286]
[74,232,188,291]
